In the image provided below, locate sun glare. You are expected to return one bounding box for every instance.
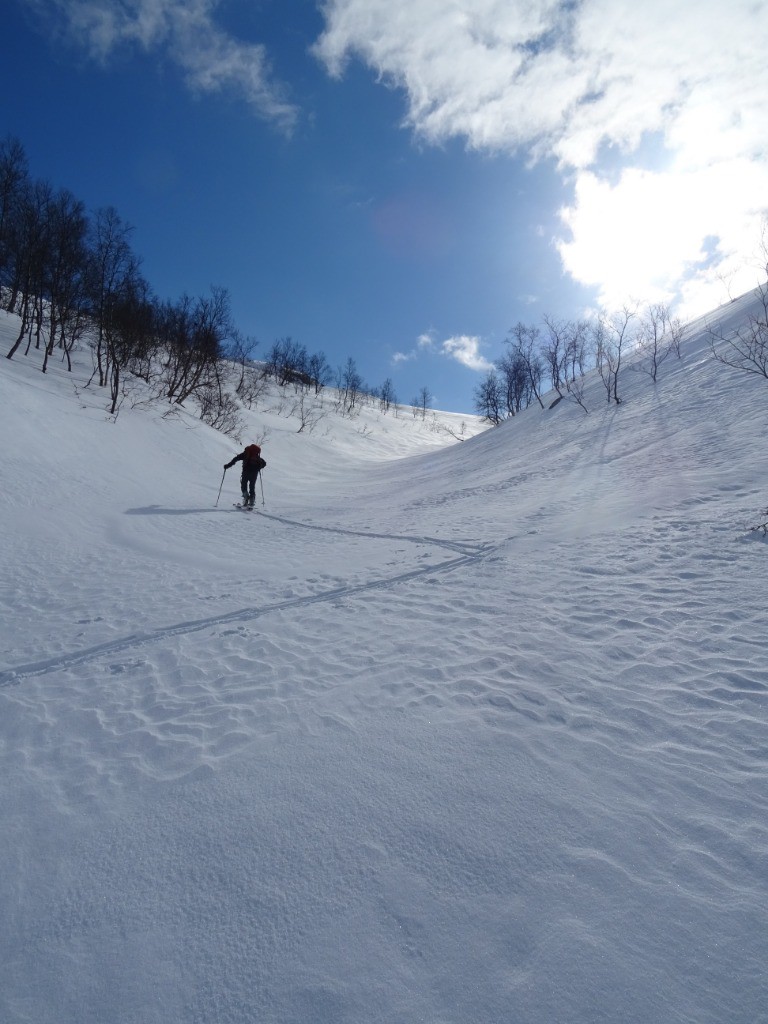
[558,155,768,316]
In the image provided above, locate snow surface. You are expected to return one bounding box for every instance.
[1,293,767,1024]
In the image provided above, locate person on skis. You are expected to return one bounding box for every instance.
[224,443,265,507]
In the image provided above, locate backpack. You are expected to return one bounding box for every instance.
[244,444,266,470]
[243,444,260,462]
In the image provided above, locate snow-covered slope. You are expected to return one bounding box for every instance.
[1,291,766,1024]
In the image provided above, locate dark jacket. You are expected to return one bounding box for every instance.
[225,445,264,472]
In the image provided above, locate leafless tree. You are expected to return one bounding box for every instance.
[474,369,504,424]
[105,277,156,412]
[86,207,142,387]
[594,303,639,405]
[0,135,29,304]
[223,331,271,409]
[709,281,768,380]
[336,357,364,414]
[563,373,587,413]
[541,315,570,398]
[563,319,590,383]
[291,391,328,434]
[540,316,590,396]
[157,286,233,405]
[266,337,311,389]
[307,350,331,395]
[590,319,611,404]
[413,385,431,420]
[41,188,89,374]
[226,330,258,393]
[5,179,53,360]
[495,348,530,416]
[507,322,545,408]
[635,302,685,381]
[198,386,244,439]
[379,377,396,413]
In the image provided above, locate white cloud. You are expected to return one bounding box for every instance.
[314,0,768,315]
[392,330,433,365]
[30,0,298,130]
[441,334,493,372]
[392,329,492,373]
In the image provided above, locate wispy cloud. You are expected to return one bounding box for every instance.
[441,335,493,372]
[314,0,768,315]
[27,0,298,130]
[393,328,492,373]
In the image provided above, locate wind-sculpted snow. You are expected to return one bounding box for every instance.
[0,515,491,688]
[1,294,767,1023]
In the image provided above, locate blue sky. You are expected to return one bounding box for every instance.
[2,0,766,412]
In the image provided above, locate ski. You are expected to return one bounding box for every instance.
[233,503,256,511]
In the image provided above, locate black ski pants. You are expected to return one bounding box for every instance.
[241,465,259,503]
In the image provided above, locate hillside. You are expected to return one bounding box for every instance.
[1,290,767,1024]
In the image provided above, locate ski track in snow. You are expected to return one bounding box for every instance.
[3,492,764,811]
[0,510,497,687]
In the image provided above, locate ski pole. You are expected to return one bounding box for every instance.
[259,470,265,507]
[215,467,227,507]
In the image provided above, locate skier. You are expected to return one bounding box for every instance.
[224,443,265,508]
